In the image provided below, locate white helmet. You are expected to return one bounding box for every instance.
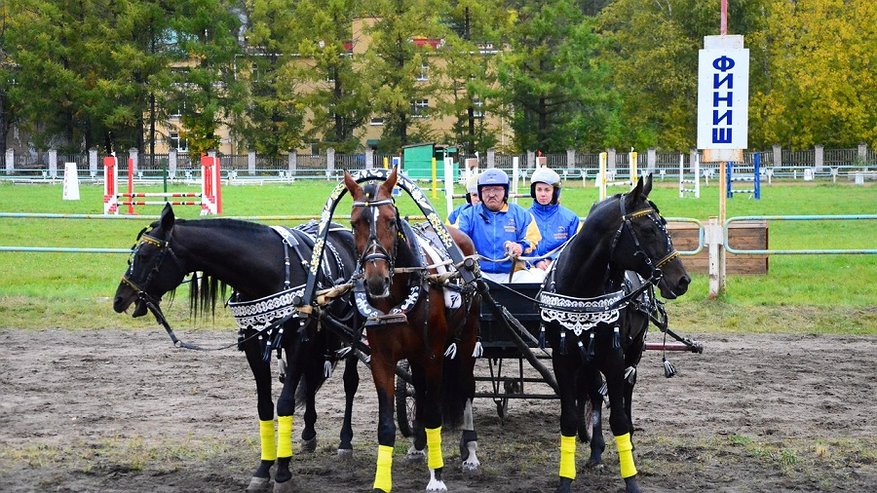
[465,173,480,203]
[530,167,561,204]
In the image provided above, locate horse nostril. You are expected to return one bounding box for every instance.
[678,275,691,293]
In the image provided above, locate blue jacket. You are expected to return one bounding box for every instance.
[447,203,473,225]
[456,202,541,274]
[530,202,581,260]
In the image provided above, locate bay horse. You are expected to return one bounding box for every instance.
[539,175,690,493]
[342,168,481,492]
[112,203,361,493]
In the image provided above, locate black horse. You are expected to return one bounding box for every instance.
[539,175,690,493]
[113,204,361,493]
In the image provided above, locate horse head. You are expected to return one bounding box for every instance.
[343,168,401,299]
[113,203,189,317]
[613,174,690,299]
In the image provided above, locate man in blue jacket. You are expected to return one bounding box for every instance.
[528,167,581,272]
[454,168,541,282]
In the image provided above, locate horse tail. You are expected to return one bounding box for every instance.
[441,306,479,429]
[292,326,342,411]
[441,352,471,429]
[293,371,331,411]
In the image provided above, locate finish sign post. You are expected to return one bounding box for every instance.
[697,33,749,298]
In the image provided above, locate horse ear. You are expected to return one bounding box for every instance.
[343,170,363,199]
[160,203,175,232]
[625,176,645,210]
[381,166,399,197]
[643,173,653,197]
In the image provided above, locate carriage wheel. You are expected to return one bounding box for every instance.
[395,360,416,438]
[579,397,594,443]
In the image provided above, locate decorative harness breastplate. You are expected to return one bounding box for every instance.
[539,289,627,337]
[228,224,345,333]
[537,194,678,357]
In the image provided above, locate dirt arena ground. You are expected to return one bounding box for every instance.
[1,328,875,492]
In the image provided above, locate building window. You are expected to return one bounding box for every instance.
[472,97,484,119]
[169,102,185,120]
[370,117,385,126]
[411,99,429,118]
[416,62,429,81]
[169,132,188,153]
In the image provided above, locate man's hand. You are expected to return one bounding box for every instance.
[504,241,523,257]
[535,259,551,270]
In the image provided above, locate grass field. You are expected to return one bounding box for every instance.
[0,178,875,334]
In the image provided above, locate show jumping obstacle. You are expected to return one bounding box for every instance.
[679,153,701,198]
[102,155,222,215]
[725,152,761,200]
[597,150,638,201]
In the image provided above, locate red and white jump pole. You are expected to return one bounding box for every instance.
[200,155,222,215]
[104,154,223,215]
[126,158,136,214]
[103,156,119,215]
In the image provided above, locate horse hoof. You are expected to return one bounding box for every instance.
[246,476,271,493]
[272,479,295,493]
[624,475,642,493]
[406,445,426,462]
[555,477,573,493]
[300,436,317,453]
[426,478,448,492]
[461,459,480,473]
[337,447,353,459]
[585,458,604,469]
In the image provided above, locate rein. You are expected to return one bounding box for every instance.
[123,226,334,353]
[538,191,680,356]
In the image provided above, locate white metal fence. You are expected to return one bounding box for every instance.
[3,147,876,183]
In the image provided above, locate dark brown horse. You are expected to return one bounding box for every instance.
[540,175,690,493]
[343,168,481,492]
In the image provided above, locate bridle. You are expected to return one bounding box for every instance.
[609,194,679,282]
[120,227,205,349]
[121,228,181,305]
[351,197,399,277]
[350,194,429,327]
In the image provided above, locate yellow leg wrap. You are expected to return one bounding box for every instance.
[259,420,277,461]
[559,434,577,479]
[373,445,394,492]
[615,433,637,478]
[426,426,444,470]
[277,415,293,458]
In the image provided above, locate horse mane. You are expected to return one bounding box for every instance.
[172,218,270,321]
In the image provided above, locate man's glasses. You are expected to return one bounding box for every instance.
[481,186,504,196]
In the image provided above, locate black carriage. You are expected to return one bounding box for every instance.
[395,275,703,431]
[477,280,558,419]
[475,278,703,419]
